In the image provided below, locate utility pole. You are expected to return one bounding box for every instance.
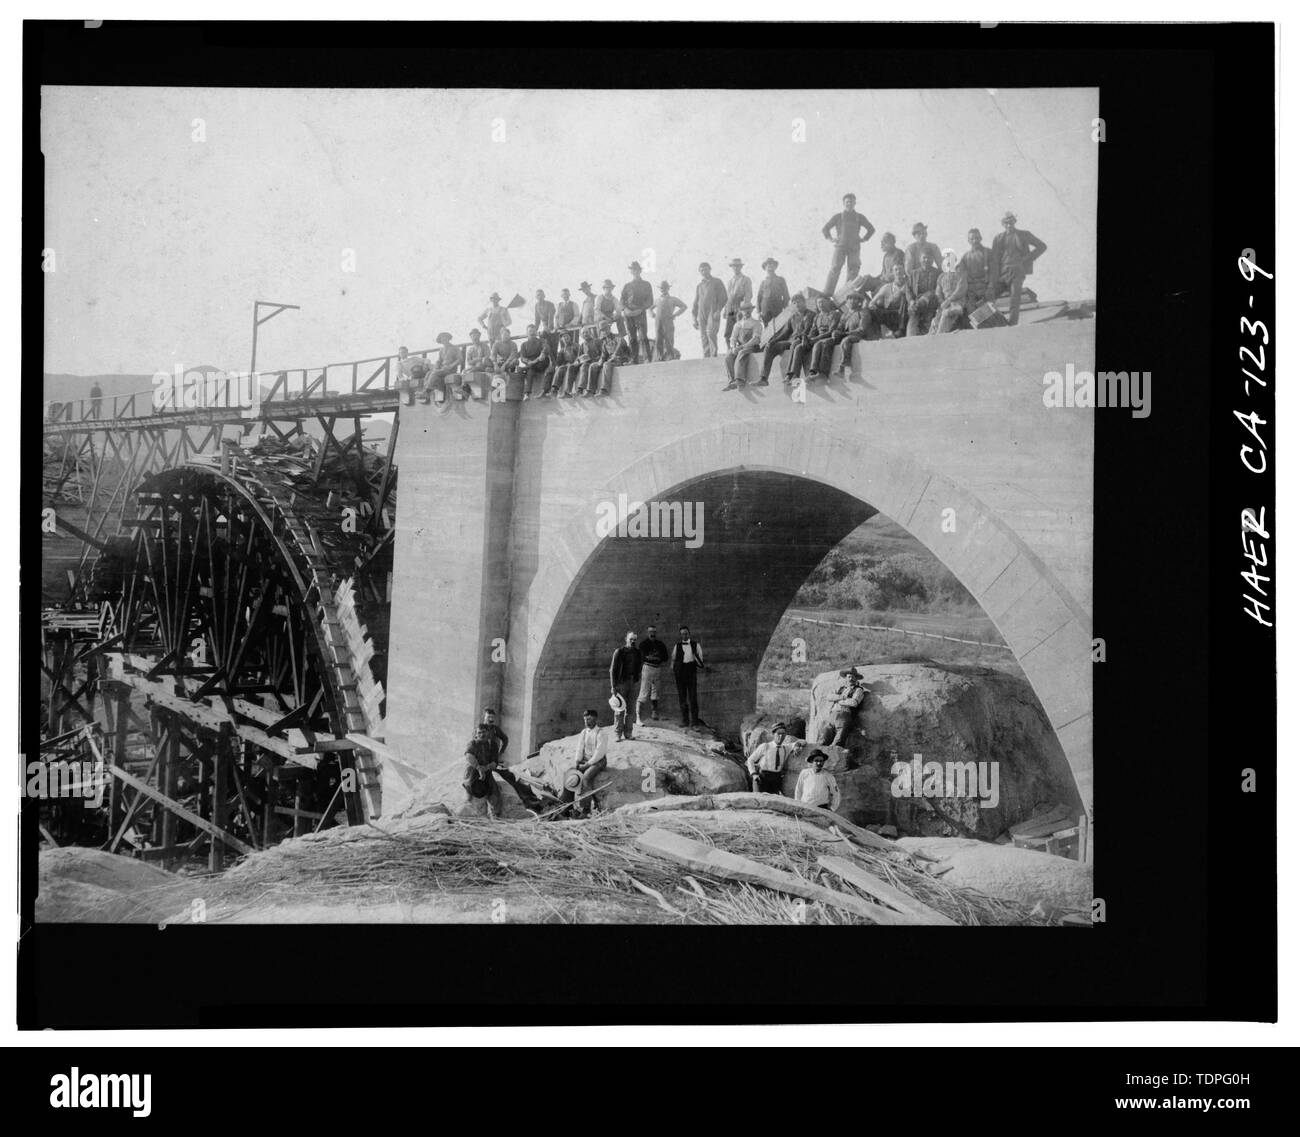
[249,300,301,376]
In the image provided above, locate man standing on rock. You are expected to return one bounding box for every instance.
[637,624,670,725]
[795,750,841,813]
[671,625,705,728]
[746,721,797,796]
[822,667,869,747]
[467,713,544,814]
[609,632,643,741]
[462,723,506,818]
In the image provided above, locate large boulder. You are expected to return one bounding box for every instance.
[896,836,1093,913]
[513,723,749,817]
[802,663,1082,840]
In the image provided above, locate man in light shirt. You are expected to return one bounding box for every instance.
[561,708,609,818]
[795,751,841,813]
[746,721,797,795]
[671,625,705,728]
[722,301,763,390]
[478,292,512,343]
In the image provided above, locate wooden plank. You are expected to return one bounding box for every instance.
[817,855,958,926]
[633,826,917,925]
[109,764,253,857]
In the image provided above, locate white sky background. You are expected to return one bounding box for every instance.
[41,86,1097,376]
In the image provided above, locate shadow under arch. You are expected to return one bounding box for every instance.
[517,420,1091,814]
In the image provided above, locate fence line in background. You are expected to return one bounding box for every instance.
[787,613,1014,652]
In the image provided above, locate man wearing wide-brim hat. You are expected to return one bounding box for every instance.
[577,281,598,336]
[620,260,655,365]
[596,279,625,339]
[822,666,869,748]
[756,257,790,326]
[722,300,763,390]
[428,332,464,406]
[653,280,688,362]
[722,257,753,347]
[990,211,1047,327]
[746,720,798,796]
[904,222,944,275]
[477,292,512,344]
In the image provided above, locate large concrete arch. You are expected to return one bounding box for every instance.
[516,419,1092,813]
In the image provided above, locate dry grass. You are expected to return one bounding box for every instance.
[190,807,1074,926]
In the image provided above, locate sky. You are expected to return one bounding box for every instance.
[42,86,1097,377]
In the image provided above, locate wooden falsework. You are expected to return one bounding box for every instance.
[109,764,254,857]
[633,826,919,926]
[816,855,958,926]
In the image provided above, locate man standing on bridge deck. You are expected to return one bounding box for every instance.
[722,301,763,389]
[821,192,875,296]
[478,292,512,343]
[429,333,463,405]
[597,280,623,338]
[990,211,1047,326]
[722,257,753,346]
[692,262,728,358]
[620,261,655,365]
[637,624,670,724]
[747,721,796,796]
[89,382,103,420]
[654,281,687,361]
[533,289,557,352]
[671,625,705,728]
[755,258,789,326]
[555,288,580,336]
[609,632,643,742]
[577,281,597,335]
[461,329,490,399]
[758,292,810,385]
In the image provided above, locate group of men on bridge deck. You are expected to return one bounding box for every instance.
[721,198,1048,391]
[397,193,1044,406]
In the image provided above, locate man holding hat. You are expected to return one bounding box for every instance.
[478,292,512,343]
[692,263,728,358]
[904,223,943,274]
[823,666,869,748]
[561,709,609,818]
[609,631,643,741]
[722,301,763,389]
[620,261,656,364]
[723,257,754,346]
[990,212,1047,326]
[653,281,687,361]
[755,258,790,326]
[746,721,797,796]
[821,192,876,295]
[462,722,507,818]
[795,750,841,813]
[429,333,463,405]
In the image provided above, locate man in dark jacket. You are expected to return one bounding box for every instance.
[759,292,812,385]
[637,624,670,724]
[477,707,544,811]
[821,192,875,295]
[609,632,643,741]
[671,625,705,728]
[620,261,655,364]
[755,257,790,326]
[990,211,1047,326]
